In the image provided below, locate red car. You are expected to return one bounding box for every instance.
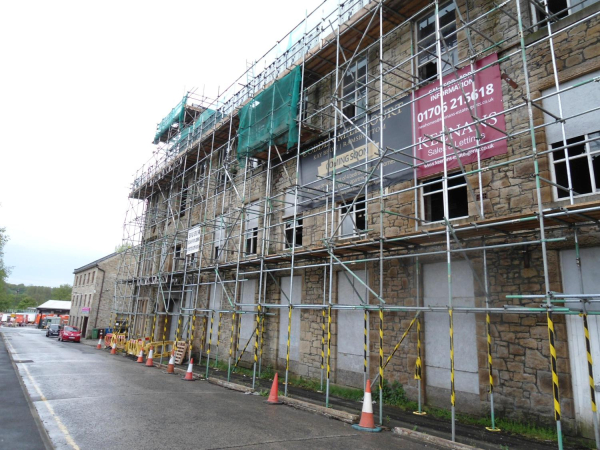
[58,326,82,343]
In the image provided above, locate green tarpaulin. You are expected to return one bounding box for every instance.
[153,95,188,144]
[237,66,302,162]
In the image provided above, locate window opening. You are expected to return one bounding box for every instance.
[341,56,367,120]
[180,185,188,217]
[339,197,367,238]
[552,131,600,199]
[284,218,303,248]
[416,2,458,82]
[245,203,260,255]
[214,216,226,261]
[533,0,598,23]
[422,174,468,222]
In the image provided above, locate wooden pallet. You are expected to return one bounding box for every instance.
[174,341,188,365]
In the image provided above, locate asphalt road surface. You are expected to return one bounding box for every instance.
[1,327,444,450]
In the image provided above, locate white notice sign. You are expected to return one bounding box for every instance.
[186,226,201,255]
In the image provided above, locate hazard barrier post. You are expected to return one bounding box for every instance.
[486,313,500,432]
[325,304,332,408]
[228,311,236,382]
[206,310,214,379]
[258,312,265,376]
[582,308,600,449]
[547,310,564,450]
[252,305,260,389]
[215,312,222,368]
[284,305,292,397]
[414,318,426,416]
[320,307,325,392]
[378,307,384,426]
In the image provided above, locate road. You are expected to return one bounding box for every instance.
[1,327,443,450]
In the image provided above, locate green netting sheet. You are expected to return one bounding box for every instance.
[237,66,302,162]
[174,108,219,146]
[153,95,188,144]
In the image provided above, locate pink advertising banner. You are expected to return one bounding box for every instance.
[414,53,507,178]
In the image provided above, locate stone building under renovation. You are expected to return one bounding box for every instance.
[112,0,600,443]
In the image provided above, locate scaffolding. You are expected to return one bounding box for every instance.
[114,0,600,447]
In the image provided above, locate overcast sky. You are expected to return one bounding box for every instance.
[0,0,323,287]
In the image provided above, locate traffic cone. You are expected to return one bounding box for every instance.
[110,343,117,355]
[352,380,381,432]
[166,350,175,374]
[145,346,154,367]
[266,372,283,404]
[136,348,144,363]
[183,358,194,381]
[96,339,102,350]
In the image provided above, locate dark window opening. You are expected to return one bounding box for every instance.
[340,197,367,237]
[245,228,258,255]
[552,132,600,198]
[341,56,367,120]
[284,219,303,248]
[423,175,468,222]
[180,187,188,217]
[416,2,457,82]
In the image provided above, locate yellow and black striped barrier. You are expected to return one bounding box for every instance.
[215,312,222,367]
[258,312,265,373]
[326,305,332,407]
[206,311,214,378]
[449,308,456,408]
[188,312,196,362]
[415,319,422,381]
[321,308,326,390]
[284,305,292,396]
[254,306,261,365]
[363,310,368,384]
[413,318,426,416]
[228,311,236,381]
[379,308,384,425]
[582,312,597,413]
[151,312,157,342]
[485,313,500,431]
[547,311,561,422]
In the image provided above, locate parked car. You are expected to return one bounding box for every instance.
[46,324,60,338]
[58,326,81,343]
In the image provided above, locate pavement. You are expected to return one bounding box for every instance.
[1,327,446,450]
[0,329,50,449]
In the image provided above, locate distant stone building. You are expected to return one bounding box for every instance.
[71,253,123,338]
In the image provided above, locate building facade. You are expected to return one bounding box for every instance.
[114,0,600,439]
[72,253,122,338]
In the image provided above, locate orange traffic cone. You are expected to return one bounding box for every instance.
[96,339,102,350]
[166,350,175,374]
[136,348,144,363]
[110,343,117,355]
[183,358,194,381]
[145,346,154,367]
[352,380,381,432]
[266,372,283,404]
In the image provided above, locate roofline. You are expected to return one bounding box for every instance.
[73,252,118,274]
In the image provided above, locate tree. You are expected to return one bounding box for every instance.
[17,296,37,310]
[115,242,133,253]
[0,227,11,311]
[51,284,72,301]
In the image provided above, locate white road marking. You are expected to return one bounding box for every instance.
[4,335,80,450]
